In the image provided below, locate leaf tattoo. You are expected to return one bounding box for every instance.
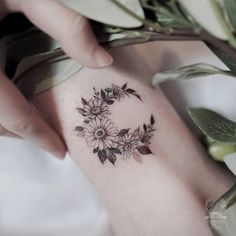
[75,83,156,164]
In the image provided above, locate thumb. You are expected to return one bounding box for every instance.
[16,0,113,68]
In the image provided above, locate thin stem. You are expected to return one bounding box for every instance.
[103,31,199,48]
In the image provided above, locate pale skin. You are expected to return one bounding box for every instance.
[0,0,113,159]
[1,1,235,235]
[32,46,234,236]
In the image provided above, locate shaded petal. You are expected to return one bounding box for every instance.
[98,141,104,150]
[95,118,101,127]
[104,139,113,148]
[93,139,99,148]
[101,116,107,127]
[107,128,117,135]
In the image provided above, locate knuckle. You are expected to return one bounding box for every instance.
[10,108,38,137]
[0,125,8,137]
[18,0,31,13]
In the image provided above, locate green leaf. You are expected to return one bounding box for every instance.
[208,182,236,236]
[208,44,236,75]
[57,0,144,28]
[187,107,236,143]
[224,153,236,176]
[208,0,236,48]
[152,63,233,85]
[223,0,236,30]
[178,0,228,40]
[157,14,187,28]
[140,0,193,28]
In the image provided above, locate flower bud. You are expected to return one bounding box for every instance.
[209,142,236,161]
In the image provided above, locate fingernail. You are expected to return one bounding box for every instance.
[52,150,66,160]
[95,48,113,67]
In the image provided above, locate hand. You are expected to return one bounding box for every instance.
[0,0,113,159]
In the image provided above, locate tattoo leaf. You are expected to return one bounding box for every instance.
[81,97,88,106]
[150,115,155,125]
[93,147,99,153]
[133,94,142,101]
[143,124,147,132]
[106,100,114,105]
[122,83,127,90]
[133,127,140,136]
[110,147,122,154]
[98,150,107,164]
[126,88,135,94]
[149,129,156,132]
[101,89,106,100]
[133,154,142,163]
[105,88,112,92]
[118,129,129,136]
[77,108,86,116]
[75,126,84,131]
[137,146,152,155]
[107,152,116,165]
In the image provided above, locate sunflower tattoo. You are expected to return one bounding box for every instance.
[75,83,155,164]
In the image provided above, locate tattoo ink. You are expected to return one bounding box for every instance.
[75,83,155,164]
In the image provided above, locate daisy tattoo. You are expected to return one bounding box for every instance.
[75,83,156,164]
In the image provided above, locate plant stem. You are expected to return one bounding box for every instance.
[102,24,236,64]
[218,182,236,210]
[200,29,236,61]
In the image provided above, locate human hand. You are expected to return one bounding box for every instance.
[0,0,113,159]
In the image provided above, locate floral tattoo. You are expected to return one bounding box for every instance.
[75,83,155,164]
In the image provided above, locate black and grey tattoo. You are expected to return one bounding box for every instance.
[75,83,155,164]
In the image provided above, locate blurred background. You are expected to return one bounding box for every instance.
[1,41,236,236]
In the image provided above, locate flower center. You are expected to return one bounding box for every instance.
[91,107,101,115]
[124,143,132,151]
[95,128,106,139]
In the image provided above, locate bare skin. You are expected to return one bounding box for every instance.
[32,46,234,236]
[0,0,113,159]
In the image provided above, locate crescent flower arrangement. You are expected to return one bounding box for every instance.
[74,83,155,164]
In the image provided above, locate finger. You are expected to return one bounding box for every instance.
[0,124,20,138]
[0,70,66,159]
[18,0,113,68]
